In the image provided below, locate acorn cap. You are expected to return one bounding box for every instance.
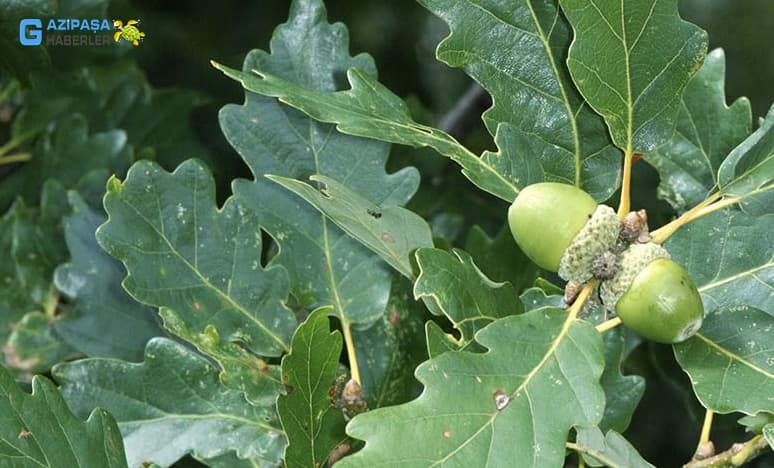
[558,205,620,283]
[600,242,670,308]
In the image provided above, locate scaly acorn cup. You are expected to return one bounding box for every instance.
[600,243,704,344]
[508,183,619,282]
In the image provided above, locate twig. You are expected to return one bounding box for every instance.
[683,435,770,468]
[0,152,31,166]
[437,83,490,140]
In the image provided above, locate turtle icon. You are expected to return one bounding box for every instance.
[113,19,145,46]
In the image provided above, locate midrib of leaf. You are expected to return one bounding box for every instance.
[693,332,773,379]
[722,152,774,192]
[525,0,582,186]
[117,194,290,353]
[698,262,773,293]
[431,312,579,465]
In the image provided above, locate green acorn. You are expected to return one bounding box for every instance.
[508,183,619,282]
[600,243,704,343]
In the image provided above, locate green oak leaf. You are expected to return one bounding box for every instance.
[646,48,752,212]
[0,364,127,467]
[665,209,772,314]
[718,104,774,216]
[53,192,162,360]
[520,287,564,312]
[277,307,346,468]
[574,426,655,468]
[53,337,284,467]
[674,305,773,415]
[0,209,27,345]
[268,174,433,280]
[598,328,645,433]
[217,0,420,397]
[3,311,75,380]
[765,425,774,450]
[561,0,708,152]
[464,224,540,294]
[211,62,519,202]
[353,275,428,407]
[419,0,621,200]
[96,159,294,402]
[0,114,130,211]
[414,248,523,349]
[339,309,605,467]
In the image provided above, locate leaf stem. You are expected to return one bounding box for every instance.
[0,152,32,166]
[595,316,622,334]
[683,435,770,468]
[341,321,361,385]
[651,194,738,244]
[616,147,634,219]
[697,410,714,449]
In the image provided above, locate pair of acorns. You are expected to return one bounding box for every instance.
[508,183,704,343]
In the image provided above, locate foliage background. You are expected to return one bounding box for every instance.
[0,0,772,466]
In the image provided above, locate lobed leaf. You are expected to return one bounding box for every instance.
[54,337,284,467]
[646,48,752,212]
[718,104,774,216]
[665,209,773,315]
[414,248,522,347]
[0,364,127,467]
[277,307,346,468]
[674,305,774,415]
[96,159,293,402]
[561,0,708,152]
[419,0,621,201]
[340,309,605,467]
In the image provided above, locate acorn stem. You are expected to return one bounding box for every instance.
[341,321,361,385]
[567,280,598,317]
[595,316,622,333]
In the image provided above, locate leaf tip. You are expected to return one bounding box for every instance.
[106,175,124,194]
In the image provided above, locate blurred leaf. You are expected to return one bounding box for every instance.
[574,426,655,468]
[718,104,774,216]
[277,307,346,468]
[674,305,774,415]
[665,209,772,314]
[419,0,621,201]
[0,364,127,467]
[54,192,162,360]
[464,224,540,294]
[646,48,752,212]
[96,159,293,402]
[560,0,707,152]
[0,114,130,211]
[218,0,418,348]
[0,0,53,82]
[340,309,605,467]
[54,337,284,467]
[269,174,433,280]
[738,413,774,434]
[414,248,522,348]
[3,311,74,379]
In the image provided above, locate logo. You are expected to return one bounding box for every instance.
[19,18,42,46]
[17,17,143,47]
[113,19,145,46]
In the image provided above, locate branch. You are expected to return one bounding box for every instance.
[683,435,770,468]
[437,83,490,140]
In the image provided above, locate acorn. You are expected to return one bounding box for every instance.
[600,243,704,343]
[508,183,619,282]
